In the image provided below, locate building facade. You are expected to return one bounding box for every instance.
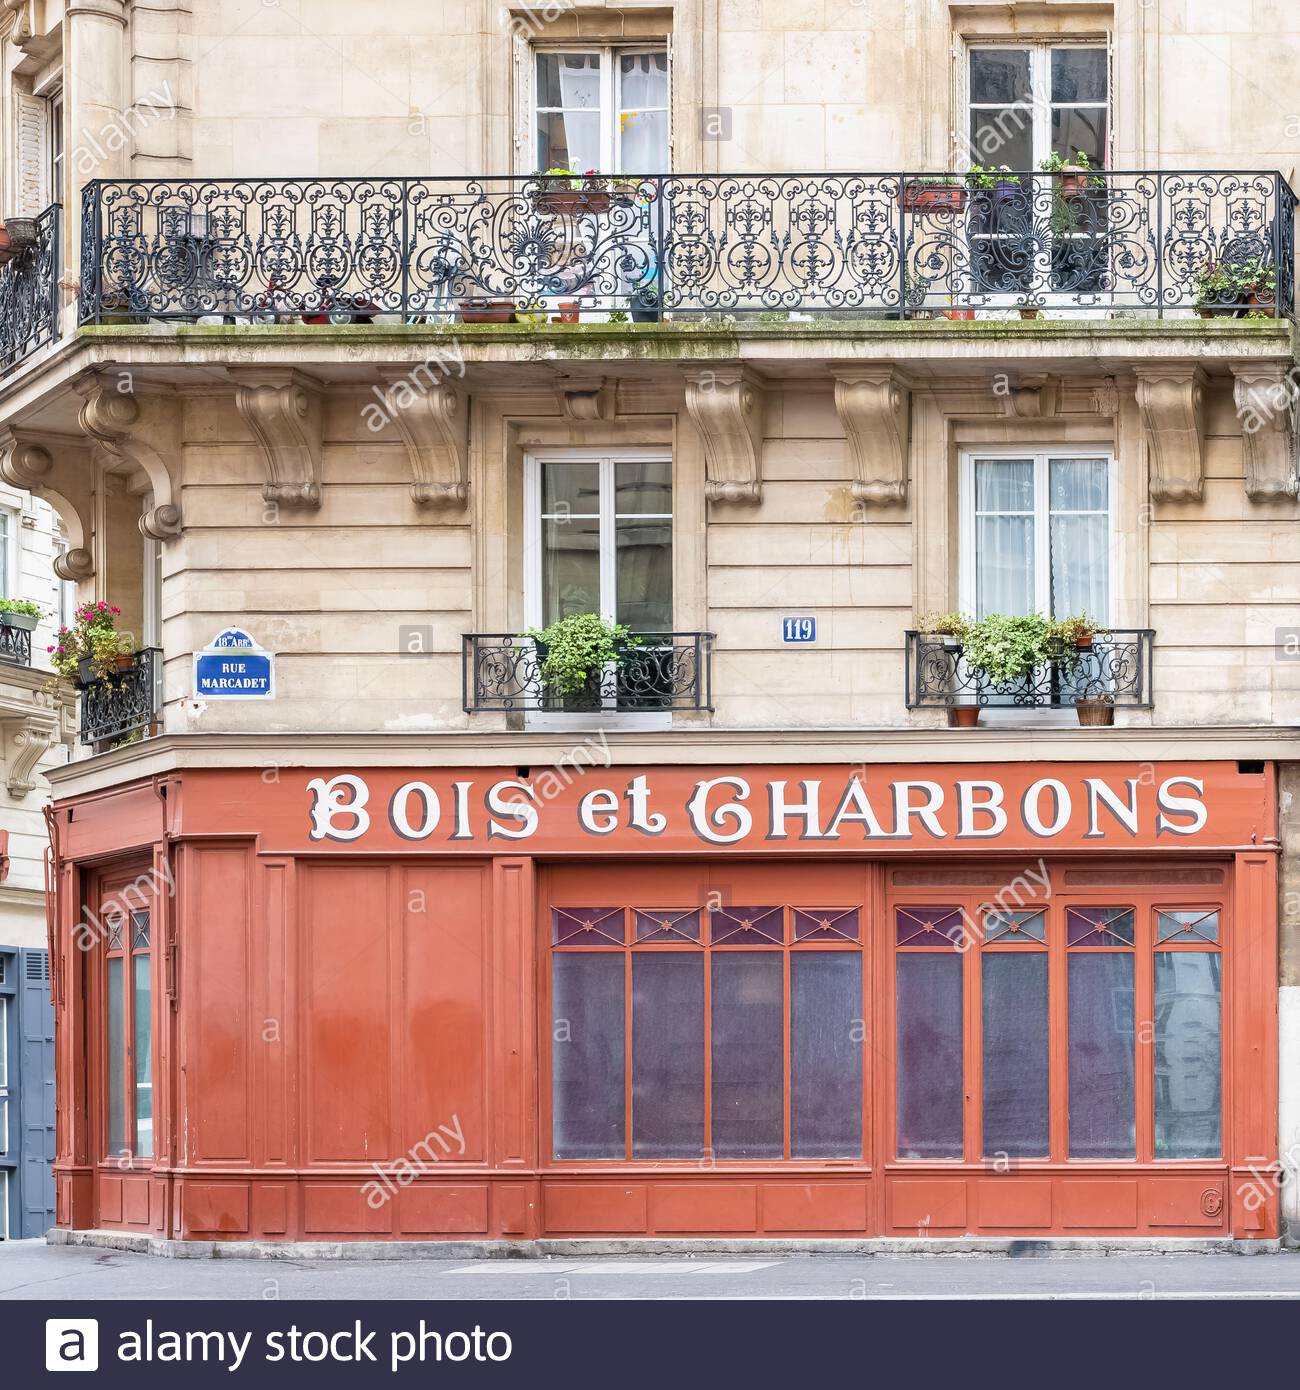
[0,0,1296,1246]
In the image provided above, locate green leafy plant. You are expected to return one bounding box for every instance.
[525,612,639,694]
[967,164,1021,190]
[0,598,42,620]
[962,613,1053,683]
[46,600,135,683]
[1052,613,1099,646]
[1194,256,1276,309]
[607,309,629,323]
[917,611,972,641]
[1038,150,1103,185]
[540,167,608,191]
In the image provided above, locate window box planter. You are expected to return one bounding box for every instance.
[458,298,516,324]
[899,182,968,214]
[532,188,611,217]
[0,216,38,266]
[0,609,36,665]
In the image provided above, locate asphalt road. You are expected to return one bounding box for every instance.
[3,1240,1300,1300]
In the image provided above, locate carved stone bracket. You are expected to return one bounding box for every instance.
[76,376,183,537]
[1231,365,1300,500]
[3,718,56,798]
[684,368,766,504]
[555,375,615,421]
[1001,372,1060,419]
[377,371,469,508]
[230,368,324,508]
[1133,364,1207,502]
[0,430,96,578]
[833,366,911,506]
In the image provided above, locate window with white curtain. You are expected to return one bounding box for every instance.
[0,509,14,600]
[961,451,1111,620]
[534,49,669,172]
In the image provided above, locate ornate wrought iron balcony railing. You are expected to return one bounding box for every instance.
[78,647,163,747]
[464,632,713,714]
[905,630,1155,710]
[78,172,1294,321]
[1,202,60,374]
[0,617,34,666]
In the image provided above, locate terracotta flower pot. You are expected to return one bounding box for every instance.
[556,301,580,324]
[1075,634,1094,650]
[1058,167,1091,198]
[899,184,968,215]
[944,309,976,321]
[532,189,611,216]
[458,299,516,324]
[947,705,981,728]
[1075,697,1115,727]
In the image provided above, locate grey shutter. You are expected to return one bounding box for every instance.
[16,93,49,216]
[18,949,54,1239]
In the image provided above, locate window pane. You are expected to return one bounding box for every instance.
[1051,108,1107,166]
[711,953,783,1159]
[107,956,124,1156]
[552,953,625,1159]
[621,108,668,172]
[969,48,1031,104]
[1051,48,1108,102]
[632,954,704,1157]
[542,516,600,621]
[542,461,600,515]
[1156,909,1219,944]
[1068,953,1135,1158]
[967,110,1033,169]
[792,953,863,1158]
[896,954,963,1159]
[1050,458,1107,511]
[976,515,1034,617]
[615,519,672,629]
[536,52,601,109]
[133,953,153,1159]
[619,52,668,109]
[975,459,1033,511]
[537,112,601,174]
[1154,952,1222,1159]
[982,953,1048,1158]
[613,460,671,515]
[1049,513,1108,619]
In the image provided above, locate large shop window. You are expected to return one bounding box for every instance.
[550,905,864,1162]
[534,48,669,173]
[962,451,1111,621]
[894,900,1222,1162]
[104,909,153,1161]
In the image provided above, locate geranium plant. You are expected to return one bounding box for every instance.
[525,612,638,695]
[47,600,135,683]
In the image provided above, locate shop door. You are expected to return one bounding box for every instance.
[88,865,159,1231]
[17,949,55,1238]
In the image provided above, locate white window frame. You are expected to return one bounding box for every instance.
[524,446,673,730]
[0,508,17,600]
[959,447,1115,623]
[142,534,163,648]
[532,45,670,173]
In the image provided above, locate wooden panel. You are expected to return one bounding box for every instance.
[492,859,534,1168]
[189,847,252,1162]
[301,865,392,1163]
[888,1179,968,1231]
[401,866,487,1162]
[98,1174,122,1224]
[976,1179,1053,1229]
[543,1183,648,1233]
[651,1183,758,1233]
[396,1185,490,1235]
[1145,1177,1227,1228]
[1059,1179,1139,1229]
[182,1182,250,1235]
[122,1176,151,1226]
[254,862,291,1166]
[761,1182,869,1232]
[302,1183,393,1235]
[252,1183,288,1236]
[492,1183,534,1236]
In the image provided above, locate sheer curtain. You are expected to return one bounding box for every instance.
[974,459,1035,617]
[1049,458,1108,619]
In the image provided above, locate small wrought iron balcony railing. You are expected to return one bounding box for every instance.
[78,647,163,748]
[1,202,60,375]
[464,632,713,714]
[78,172,1294,321]
[0,615,35,666]
[905,630,1155,710]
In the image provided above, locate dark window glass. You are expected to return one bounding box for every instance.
[981,953,1049,1158]
[552,952,625,1159]
[969,48,1031,103]
[711,953,783,1159]
[632,953,704,1157]
[1154,952,1222,1159]
[1068,953,1136,1158]
[791,953,863,1158]
[1051,47,1108,103]
[896,954,964,1159]
[106,955,124,1156]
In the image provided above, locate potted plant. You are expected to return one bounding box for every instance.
[947,703,982,729]
[533,168,612,216]
[0,598,42,665]
[554,301,581,324]
[1039,150,1103,199]
[917,611,971,651]
[458,296,517,323]
[967,165,1024,201]
[47,601,136,687]
[525,612,639,709]
[1054,613,1098,650]
[899,174,968,215]
[0,216,38,267]
[961,612,1053,684]
[1075,692,1116,726]
[1016,298,1043,320]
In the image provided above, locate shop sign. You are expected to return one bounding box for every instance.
[193,628,275,699]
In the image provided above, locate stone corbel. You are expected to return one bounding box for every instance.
[76,377,183,538]
[1231,365,1300,500]
[1001,372,1060,419]
[1133,364,1207,502]
[833,366,911,506]
[229,368,324,508]
[555,375,615,421]
[377,371,469,508]
[0,431,96,579]
[2,717,56,798]
[684,368,766,504]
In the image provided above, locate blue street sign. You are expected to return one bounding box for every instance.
[782,616,817,643]
[193,628,275,699]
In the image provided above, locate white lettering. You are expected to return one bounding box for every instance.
[485,780,539,839]
[767,779,824,839]
[686,776,753,845]
[624,774,666,835]
[307,774,371,842]
[1084,777,1140,838]
[1022,778,1071,837]
[892,780,946,838]
[1156,776,1208,835]
[578,787,620,834]
[955,780,1008,838]
[389,781,440,840]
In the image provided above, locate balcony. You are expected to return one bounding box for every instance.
[78,648,162,748]
[905,630,1155,715]
[75,172,1294,322]
[0,203,60,373]
[463,632,713,715]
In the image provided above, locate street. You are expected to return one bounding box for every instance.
[2,1240,1299,1300]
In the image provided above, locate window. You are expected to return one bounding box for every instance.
[962,452,1111,620]
[48,87,63,204]
[104,908,153,1160]
[550,905,864,1161]
[0,509,11,599]
[534,48,669,173]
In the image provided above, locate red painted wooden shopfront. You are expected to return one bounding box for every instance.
[47,760,1279,1242]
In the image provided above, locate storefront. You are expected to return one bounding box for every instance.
[47,759,1279,1243]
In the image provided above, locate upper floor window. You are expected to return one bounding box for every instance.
[0,508,15,600]
[961,451,1111,621]
[966,43,1109,170]
[534,48,669,172]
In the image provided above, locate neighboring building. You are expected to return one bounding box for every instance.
[0,2,1296,1247]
